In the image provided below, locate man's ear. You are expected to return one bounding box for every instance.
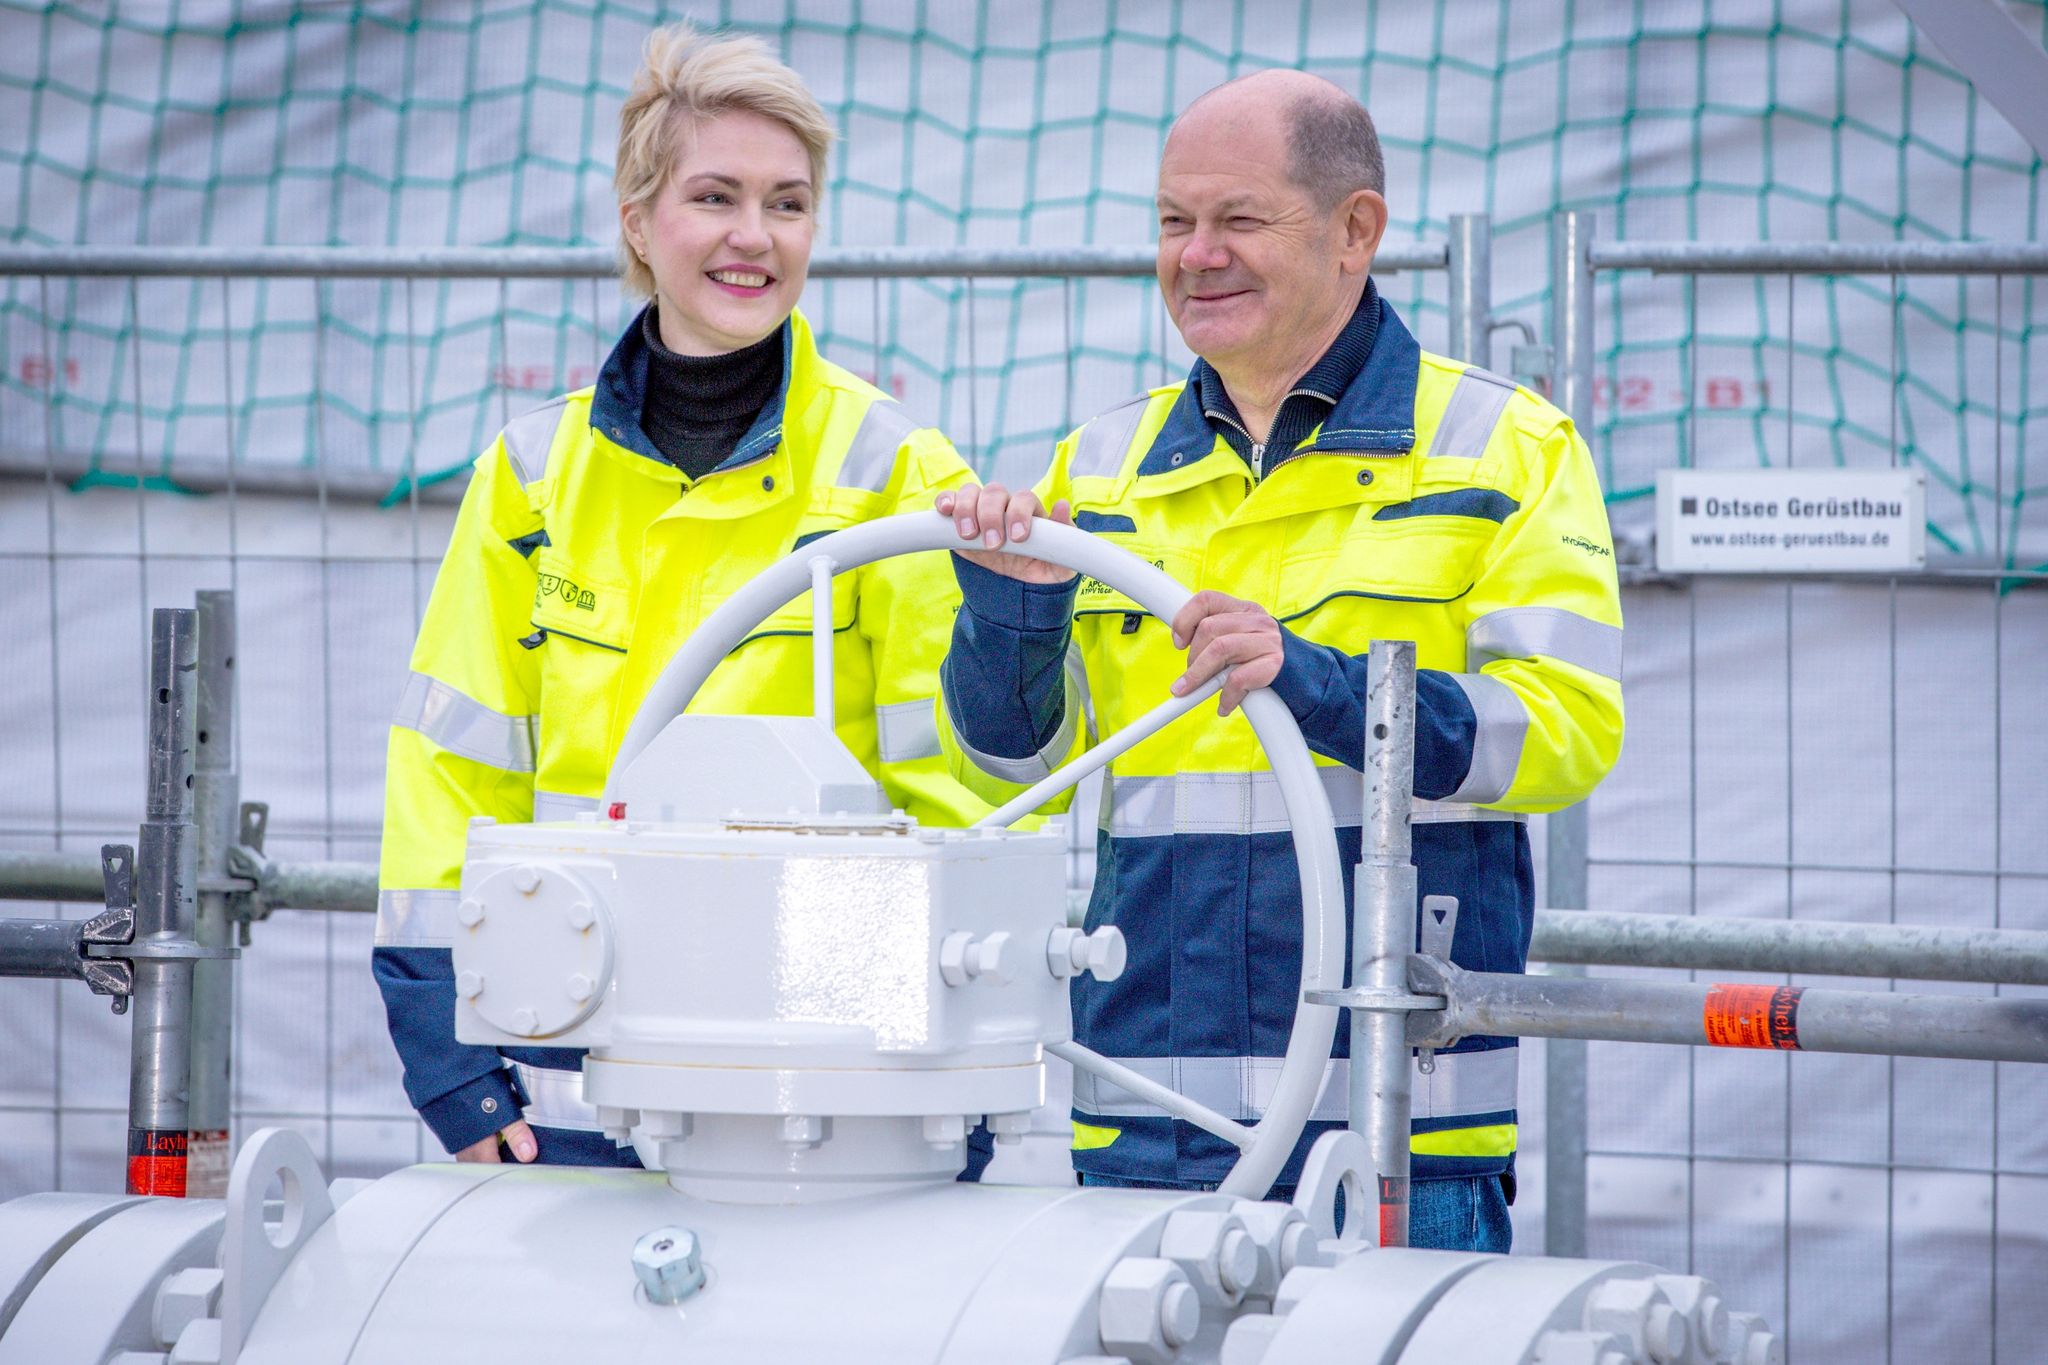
[1339,189,1388,277]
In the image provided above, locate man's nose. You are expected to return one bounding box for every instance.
[1178,227,1231,273]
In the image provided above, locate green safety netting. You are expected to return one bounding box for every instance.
[0,0,2041,560]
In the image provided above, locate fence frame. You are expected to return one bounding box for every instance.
[4,231,2046,1332]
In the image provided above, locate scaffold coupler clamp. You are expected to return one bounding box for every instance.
[1299,891,1460,1068]
[222,800,274,945]
[82,844,138,1013]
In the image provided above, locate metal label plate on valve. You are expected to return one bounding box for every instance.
[1655,467,1925,573]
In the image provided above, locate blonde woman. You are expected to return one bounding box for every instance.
[374,24,987,1172]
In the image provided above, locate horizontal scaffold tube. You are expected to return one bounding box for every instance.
[0,916,90,979]
[8,849,2048,987]
[1526,909,2048,986]
[0,242,1450,280]
[1409,959,2048,1065]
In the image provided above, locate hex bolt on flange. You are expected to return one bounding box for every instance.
[1046,925,1128,981]
[1723,1314,1783,1365]
[1651,1274,1729,1361]
[1219,1313,1284,1365]
[1583,1279,1688,1363]
[781,1115,827,1148]
[988,1110,1033,1145]
[1229,1202,1328,1303]
[632,1226,705,1305]
[512,866,542,894]
[1099,1257,1201,1365]
[1158,1209,1258,1306]
[939,931,1014,987]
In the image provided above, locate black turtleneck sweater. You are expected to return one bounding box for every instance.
[639,305,784,481]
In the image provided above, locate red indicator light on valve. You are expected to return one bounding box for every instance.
[607,802,627,821]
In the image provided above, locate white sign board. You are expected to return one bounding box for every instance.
[1655,468,1926,573]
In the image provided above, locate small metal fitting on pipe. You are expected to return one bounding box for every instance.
[632,1226,706,1304]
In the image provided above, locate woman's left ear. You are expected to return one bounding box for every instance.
[619,200,645,260]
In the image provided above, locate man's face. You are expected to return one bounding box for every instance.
[1155,108,1348,373]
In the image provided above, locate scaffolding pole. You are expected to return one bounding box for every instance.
[1352,640,1419,1248]
[1409,960,2048,1065]
[1543,207,1598,1258]
[187,590,237,1196]
[125,608,200,1197]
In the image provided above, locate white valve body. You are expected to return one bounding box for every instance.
[451,713,1081,1200]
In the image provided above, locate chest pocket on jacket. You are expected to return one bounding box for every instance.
[1282,484,1504,610]
[744,569,859,644]
[1070,517,1200,620]
[529,547,632,787]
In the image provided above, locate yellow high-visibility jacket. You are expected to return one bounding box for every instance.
[937,288,1623,1188]
[375,308,981,1156]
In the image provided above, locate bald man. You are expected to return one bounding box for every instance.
[935,73,1624,1251]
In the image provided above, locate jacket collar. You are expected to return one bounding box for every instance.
[589,304,796,474]
[1135,281,1421,478]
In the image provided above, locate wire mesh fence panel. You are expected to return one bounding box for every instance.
[1577,256,2048,1365]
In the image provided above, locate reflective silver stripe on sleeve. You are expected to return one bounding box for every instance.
[1103,767,1524,837]
[1069,1047,1516,1124]
[944,664,1081,785]
[374,888,462,948]
[1444,671,1530,804]
[501,399,569,483]
[876,698,941,763]
[510,1061,602,1132]
[1068,393,1152,480]
[837,400,921,494]
[533,789,600,822]
[393,672,537,773]
[1468,607,1624,682]
[1428,368,1517,460]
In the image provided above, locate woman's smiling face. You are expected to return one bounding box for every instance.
[621,108,816,356]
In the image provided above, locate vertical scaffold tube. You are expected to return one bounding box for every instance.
[127,607,199,1197]
[187,590,237,1196]
[1354,639,1418,1247]
[1544,209,1597,1258]
[1447,213,1493,370]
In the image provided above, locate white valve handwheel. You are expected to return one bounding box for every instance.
[602,509,1346,1198]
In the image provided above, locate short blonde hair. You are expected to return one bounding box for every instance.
[615,23,835,297]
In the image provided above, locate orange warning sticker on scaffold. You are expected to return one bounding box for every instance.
[127,1128,188,1197]
[1702,983,1803,1050]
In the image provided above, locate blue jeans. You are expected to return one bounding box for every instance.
[1079,1173,1512,1254]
